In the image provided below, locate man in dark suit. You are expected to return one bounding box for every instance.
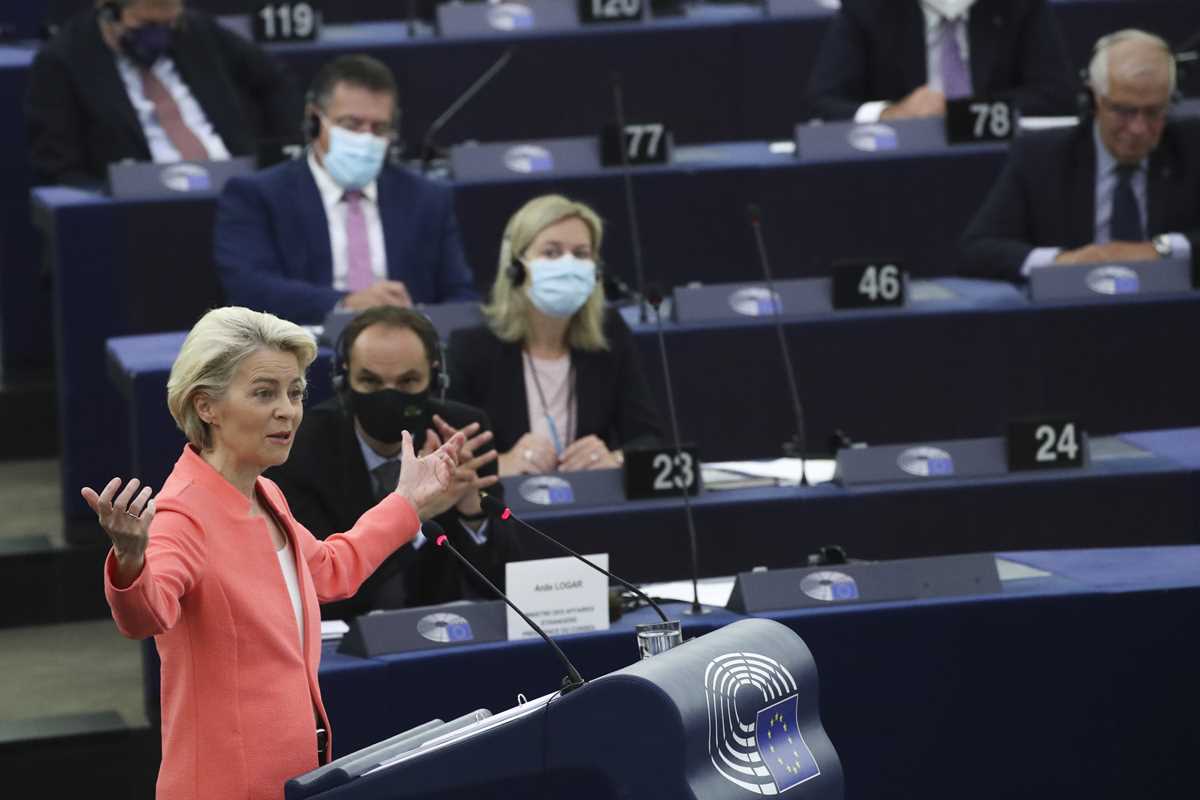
[214,54,478,325]
[268,306,521,620]
[25,0,297,186]
[961,30,1200,283]
[804,0,1076,122]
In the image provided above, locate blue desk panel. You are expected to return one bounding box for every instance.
[305,546,1200,799]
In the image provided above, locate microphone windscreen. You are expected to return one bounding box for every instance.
[479,492,506,516]
[643,283,667,309]
[423,519,445,540]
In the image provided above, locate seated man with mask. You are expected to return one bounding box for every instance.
[961,30,1200,282]
[268,306,521,619]
[214,54,478,325]
[804,0,1075,122]
[26,0,297,186]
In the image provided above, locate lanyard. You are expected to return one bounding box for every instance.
[524,350,575,456]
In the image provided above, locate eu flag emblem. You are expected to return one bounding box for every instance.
[755,695,820,792]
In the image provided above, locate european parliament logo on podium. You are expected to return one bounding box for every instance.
[705,651,821,795]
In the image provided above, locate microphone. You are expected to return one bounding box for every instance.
[644,285,707,616]
[420,48,515,171]
[429,520,586,692]
[747,204,808,483]
[610,72,650,322]
[478,492,671,623]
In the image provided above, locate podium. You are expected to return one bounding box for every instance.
[287,619,842,799]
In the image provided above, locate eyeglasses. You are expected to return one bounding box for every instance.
[1097,97,1170,124]
[324,114,397,140]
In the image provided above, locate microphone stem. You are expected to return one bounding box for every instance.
[611,75,649,323]
[651,303,704,615]
[421,48,515,169]
[439,537,585,690]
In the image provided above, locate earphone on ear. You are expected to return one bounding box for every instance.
[97,1,126,24]
[331,321,447,399]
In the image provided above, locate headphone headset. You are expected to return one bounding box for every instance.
[97,1,128,24]
[331,316,450,403]
[1078,30,1180,117]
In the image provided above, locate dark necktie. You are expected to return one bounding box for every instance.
[1110,164,1144,242]
[372,460,401,502]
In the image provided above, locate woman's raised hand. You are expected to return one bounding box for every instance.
[81,477,155,587]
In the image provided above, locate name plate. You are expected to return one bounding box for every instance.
[673,278,833,323]
[831,259,907,309]
[945,98,1015,144]
[795,117,950,161]
[600,123,672,167]
[727,552,1001,613]
[835,437,1008,486]
[436,0,579,36]
[252,2,321,42]
[107,157,255,199]
[500,468,627,513]
[505,553,611,639]
[579,0,645,24]
[623,445,702,500]
[449,137,601,180]
[337,600,507,658]
[763,0,841,19]
[1028,258,1194,302]
[1007,418,1088,471]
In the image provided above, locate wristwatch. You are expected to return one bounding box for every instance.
[1152,234,1173,258]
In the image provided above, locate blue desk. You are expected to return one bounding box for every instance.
[309,546,1200,799]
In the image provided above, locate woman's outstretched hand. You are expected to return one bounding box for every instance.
[81,477,155,588]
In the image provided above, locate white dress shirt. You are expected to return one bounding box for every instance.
[113,54,230,162]
[854,5,972,123]
[275,539,305,651]
[1020,124,1192,276]
[307,150,389,291]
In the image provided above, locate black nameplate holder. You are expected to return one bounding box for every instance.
[501,467,627,514]
[1007,418,1088,471]
[338,600,507,658]
[624,445,702,500]
[834,437,1009,486]
[436,0,579,37]
[579,0,644,24]
[449,137,601,181]
[945,98,1015,144]
[673,277,832,323]
[1028,258,1194,302]
[107,157,255,199]
[600,123,672,167]
[252,1,321,42]
[831,259,907,309]
[727,553,1001,613]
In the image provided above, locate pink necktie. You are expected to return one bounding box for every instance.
[139,68,208,162]
[343,191,374,292]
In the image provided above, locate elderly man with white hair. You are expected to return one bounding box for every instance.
[962,29,1200,282]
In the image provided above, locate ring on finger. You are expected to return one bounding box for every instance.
[124,510,141,519]
[590,452,600,463]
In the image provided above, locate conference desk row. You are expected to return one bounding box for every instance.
[4,0,1198,369]
[295,546,1200,799]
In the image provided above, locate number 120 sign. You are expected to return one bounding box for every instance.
[580,0,644,23]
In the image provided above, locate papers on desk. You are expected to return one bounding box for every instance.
[640,576,737,608]
[702,458,836,490]
[321,620,349,641]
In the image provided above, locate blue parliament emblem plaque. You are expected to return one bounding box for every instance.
[518,476,576,506]
[705,652,821,794]
[487,2,535,30]
[416,612,474,643]
[729,286,783,317]
[896,446,955,477]
[1086,265,1140,296]
[847,123,898,153]
[799,571,859,602]
[160,163,212,193]
[503,144,555,174]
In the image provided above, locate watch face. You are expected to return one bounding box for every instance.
[1154,236,1172,257]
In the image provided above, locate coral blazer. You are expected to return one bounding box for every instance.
[104,445,419,800]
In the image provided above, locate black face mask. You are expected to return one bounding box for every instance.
[348,388,432,446]
[119,23,173,69]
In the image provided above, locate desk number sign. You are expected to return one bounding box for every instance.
[832,260,906,309]
[253,2,320,42]
[946,98,1015,144]
[580,0,643,23]
[624,446,702,500]
[1007,419,1086,471]
[601,123,672,167]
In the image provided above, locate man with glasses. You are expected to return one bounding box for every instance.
[962,30,1200,282]
[215,54,477,324]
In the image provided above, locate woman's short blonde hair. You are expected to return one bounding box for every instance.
[167,307,317,450]
[483,194,608,351]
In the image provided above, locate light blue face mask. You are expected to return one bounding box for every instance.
[527,256,597,318]
[322,125,388,190]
